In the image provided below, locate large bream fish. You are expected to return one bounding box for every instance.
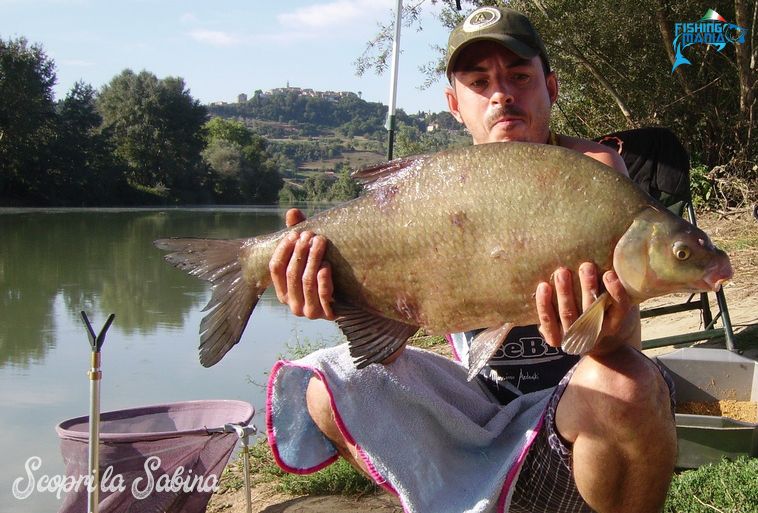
[156,142,732,379]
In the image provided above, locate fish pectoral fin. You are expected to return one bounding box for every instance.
[466,323,515,382]
[334,304,419,369]
[561,292,612,355]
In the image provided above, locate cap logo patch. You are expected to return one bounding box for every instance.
[463,7,501,33]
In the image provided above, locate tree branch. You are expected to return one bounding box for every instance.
[655,1,692,94]
[734,0,755,117]
[527,0,634,125]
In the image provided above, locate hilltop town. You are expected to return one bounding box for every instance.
[211,84,361,107]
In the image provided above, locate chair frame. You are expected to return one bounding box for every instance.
[596,127,737,352]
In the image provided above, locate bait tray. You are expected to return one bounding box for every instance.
[655,347,758,469]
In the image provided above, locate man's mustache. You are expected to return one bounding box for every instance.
[485,105,526,129]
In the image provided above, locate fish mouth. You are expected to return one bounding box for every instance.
[702,260,734,292]
[704,278,729,292]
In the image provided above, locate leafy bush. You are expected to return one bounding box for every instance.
[689,164,714,209]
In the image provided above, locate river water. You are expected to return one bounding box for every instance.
[0,207,343,513]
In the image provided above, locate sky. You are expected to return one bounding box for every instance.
[1,0,454,115]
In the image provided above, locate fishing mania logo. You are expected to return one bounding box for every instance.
[672,9,747,72]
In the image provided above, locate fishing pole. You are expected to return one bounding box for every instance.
[385,0,403,161]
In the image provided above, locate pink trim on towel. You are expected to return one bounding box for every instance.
[266,360,338,474]
[355,445,399,495]
[496,413,547,513]
[266,359,403,505]
[444,333,461,362]
[313,366,398,496]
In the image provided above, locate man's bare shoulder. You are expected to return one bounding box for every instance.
[557,134,628,176]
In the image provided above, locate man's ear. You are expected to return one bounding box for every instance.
[546,72,558,105]
[445,86,464,124]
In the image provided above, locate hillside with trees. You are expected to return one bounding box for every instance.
[208,89,468,202]
[2,0,754,208]
[0,36,466,207]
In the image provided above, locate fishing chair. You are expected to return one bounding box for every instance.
[596,127,737,351]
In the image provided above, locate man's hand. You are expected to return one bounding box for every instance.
[535,262,641,353]
[269,209,335,320]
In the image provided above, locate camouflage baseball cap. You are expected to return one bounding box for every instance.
[445,6,550,82]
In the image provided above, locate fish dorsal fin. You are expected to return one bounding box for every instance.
[351,154,430,192]
[466,323,515,381]
[562,292,612,354]
[334,304,419,368]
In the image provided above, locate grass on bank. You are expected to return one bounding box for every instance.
[664,456,758,513]
[217,437,378,497]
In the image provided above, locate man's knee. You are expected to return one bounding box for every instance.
[305,376,338,437]
[557,346,675,442]
[558,347,677,511]
[305,375,371,476]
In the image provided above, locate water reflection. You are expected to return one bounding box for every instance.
[0,207,343,513]
[0,208,290,368]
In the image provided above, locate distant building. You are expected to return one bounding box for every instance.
[266,86,357,101]
[237,93,248,103]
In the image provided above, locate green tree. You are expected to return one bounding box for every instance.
[0,36,57,202]
[50,81,124,204]
[278,182,305,203]
[205,116,254,147]
[96,70,208,197]
[394,123,427,158]
[358,1,756,204]
[202,139,244,201]
[303,174,332,201]
[202,117,283,203]
[394,121,467,158]
[239,148,282,203]
[329,168,362,201]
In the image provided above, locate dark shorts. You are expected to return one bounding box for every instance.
[508,360,676,513]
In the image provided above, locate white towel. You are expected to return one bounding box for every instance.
[266,344,552,513]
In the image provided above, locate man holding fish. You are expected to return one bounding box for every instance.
[156,5,730,512]
[270,6,676,512]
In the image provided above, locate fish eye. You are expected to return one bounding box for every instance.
[673,242,691,261]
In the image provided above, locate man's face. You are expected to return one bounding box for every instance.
[445,41,557,145]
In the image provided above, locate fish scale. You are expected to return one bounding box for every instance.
[155,142,732,376]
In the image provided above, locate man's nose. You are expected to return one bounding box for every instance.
[490,80,514,105]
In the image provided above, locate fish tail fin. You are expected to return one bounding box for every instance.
[154,236,275,367]
[561,292,612,355]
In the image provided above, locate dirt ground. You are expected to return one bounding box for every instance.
[208,481,404,513]
[207,210,758,513]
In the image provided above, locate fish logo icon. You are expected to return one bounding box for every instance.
[672,9,747,72]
